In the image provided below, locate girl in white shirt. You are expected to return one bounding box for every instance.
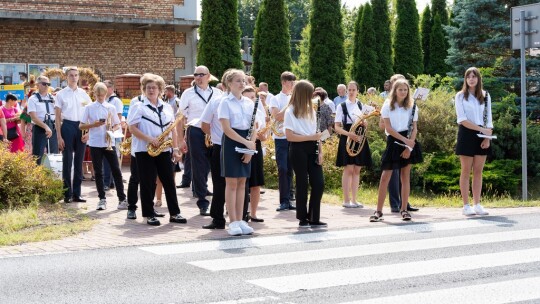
[370,79,423,222]
[218,69,257,236]
[454,67,493,216]
[284,80,326,228]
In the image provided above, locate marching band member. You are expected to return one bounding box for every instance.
[269,71,297,212]
[79,82,127,211]
[370,79,423,222]
[284,80,326,228]
[455,67,492,216]
[218,69,257,236]
[334,81,375,209]
[127,73,185,226]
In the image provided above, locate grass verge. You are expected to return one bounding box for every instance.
[0,204,96,247]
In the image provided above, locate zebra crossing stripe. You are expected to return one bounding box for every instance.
[338,276,540,304]
[139,219,498,255]
[247,247,540,293]
[188,228,540,271]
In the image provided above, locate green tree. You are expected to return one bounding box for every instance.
[238,0,261,39]
[292,24,310,79]
[308,0,345,97]
[421,6,432,74]
[431,0,448,25]
[352,4,378,91]
[252,0,292,93]
[394,0,423,77]
[342,6,359,81]
[427,14,450,75]
[371,0,393,87]
[351,4,364,81]
[198,0,243,77]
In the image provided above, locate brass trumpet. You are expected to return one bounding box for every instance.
[205,134,212,148]
[346,109,381,157]
[105,112,113,151]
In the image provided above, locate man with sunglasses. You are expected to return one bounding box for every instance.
[27,76,58,165]
[176,66,222,216]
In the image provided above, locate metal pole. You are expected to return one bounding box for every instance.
[520,10,528,201]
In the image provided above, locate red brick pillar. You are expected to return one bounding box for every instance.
[114,74,142,166]
[180,75,195,91]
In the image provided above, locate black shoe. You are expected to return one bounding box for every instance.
[109,183,115,189]
[288,203,296,210]
[64,198,72,203]
[176,182,190,188]
[290,194,296,201]
[170,214,187,223]
[407,204,419,212]
[72,196,87,203]
[202,222,225,229]
[199,208,211,216]
[309,221,328,228]
[299,220,311,228]
[276,203,289,211]
[206,190,213,196]
[147,217,161,226]
[104,186,110,191]
[153,210,165,217]
[248,215,264,223]
[127,210,137,219]
[260,189,265,194]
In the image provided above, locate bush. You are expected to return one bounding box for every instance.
[0,142,64,209]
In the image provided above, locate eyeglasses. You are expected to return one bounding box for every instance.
[40,82,51,86]
[194,73,207,77]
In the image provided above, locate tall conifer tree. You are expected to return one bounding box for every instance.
[198,0,243,77]
[351,4,364,82]
[431,0,449,25]
[308,0,345,97]
[427,14,450,75]
[352,4,378,90]
[371,0,393,87]
[394,0,423,77]
[421,6,432,74]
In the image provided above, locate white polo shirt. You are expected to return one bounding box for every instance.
[127,98,175,153]
[268,92,290,139]
[54,86,92,122]
[284,106,316,136]
[81,101,120,148]
[178,85,222,128]
[200,96,224,145]
[335,99,375,124]
[107,95,124,117]
[217,93,255,130]
[455,91,493,128]
[381,99,419,135]
[27,93,56,122]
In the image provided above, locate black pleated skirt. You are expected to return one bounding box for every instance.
[455,124,492,157]
[335,123,373,167]
[248,139,265,187]
[381,130,423,170]
[221,128,251,178]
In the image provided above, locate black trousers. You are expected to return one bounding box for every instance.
[135,151,180,217]
[275,138,294,204]
[209,144,226,225]
[90,147,126,201]
[388,169,401,210]
[290,141,324,222]
[32,125,58,165]
[187,126,211,209]
[127,155,139,211]
[61,120,86,199]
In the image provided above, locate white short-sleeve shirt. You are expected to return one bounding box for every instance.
[283,106,316,136]
[217,93,255,130]
[268,92,291,139]
[81,101,120,148]
[454,91,493,128]
[381,99,419,135]
[54,87,92,121]
[27,93,56,122]
[127,98,175,153]
[334,99,375,124]
[324,98,336,114]
[178,85,222,128]
[200,96,224,145]
[107,95,124,117]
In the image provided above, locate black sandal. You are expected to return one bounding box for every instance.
[369,211,384,222]
[249,216,264,223]
[401,210,412,221]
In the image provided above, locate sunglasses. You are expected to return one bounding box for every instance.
[40,82,51,86]
[193,73,207,77]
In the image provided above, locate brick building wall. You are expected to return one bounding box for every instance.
[0,0,184,19]
[0,25,186,84]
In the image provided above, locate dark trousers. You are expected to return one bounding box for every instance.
[90,147,126,201]
[61,120,86,199]
[209,144,226,225]
[127,155,139,211]
[32,125,58,165]
[388,169,401,210]
[187,126,210,209]
[180,149,192,185]
[290,141,324,222]
[103,158,113,187]
[135,151,180,217]
[275,138,293,204]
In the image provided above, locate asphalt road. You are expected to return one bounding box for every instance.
[2,213,540,304]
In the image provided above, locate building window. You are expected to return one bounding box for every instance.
[0,63,26,85]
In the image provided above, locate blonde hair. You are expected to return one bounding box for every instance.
[93,82,108,96]
[222,69,245,92]
[388,79,413,110]
[64,66,78,76]
[36,75,50,83]
[140,73,165,95]
[290,80,315,119]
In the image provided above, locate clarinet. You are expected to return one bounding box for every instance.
[407,99,417,139]
[315,97,321,163]
[246,97,260,141]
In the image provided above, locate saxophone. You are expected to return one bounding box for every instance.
[119,135,132,155]
[147,113,183,157]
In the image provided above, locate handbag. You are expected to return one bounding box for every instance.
[7,126,18,140]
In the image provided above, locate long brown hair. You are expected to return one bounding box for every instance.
[290,80,315,119]
[388,79,413,110]
[461,67,485,104]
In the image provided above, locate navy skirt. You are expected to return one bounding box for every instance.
[221,128,251,178]
[455,124,492,157]
[335,123,373,167]
[381,130,423,170]
[249,139,265,187]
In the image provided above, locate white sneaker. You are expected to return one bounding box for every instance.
[473,204,489,215]
[352,201,364,208]
[227,221,242,236]
[117,199,129,210]
[238,220,254,235]
[96,199,107,211]
[462,204,476,216]
[342,202,357,208]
